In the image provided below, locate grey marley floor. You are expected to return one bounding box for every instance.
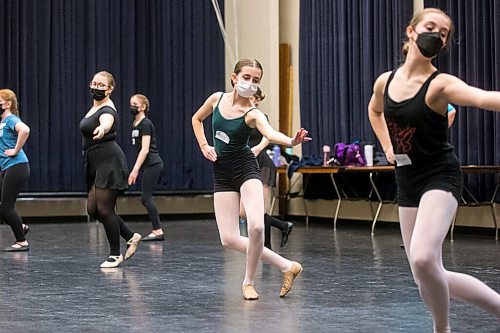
[0,219,498,332]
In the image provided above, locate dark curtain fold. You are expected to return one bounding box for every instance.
[425,0,500,201]
[0,0,224,193]
[299,0,413,156]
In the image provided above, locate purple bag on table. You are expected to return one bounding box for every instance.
[333,142,366,166]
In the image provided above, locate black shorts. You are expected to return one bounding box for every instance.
[213,149,261,193]
[395,154,463,207]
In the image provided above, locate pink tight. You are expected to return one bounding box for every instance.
[214,179,292,287]
[399,190,500,332]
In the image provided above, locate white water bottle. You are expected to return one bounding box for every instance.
[322,145,331,166]
[364,144,373,167]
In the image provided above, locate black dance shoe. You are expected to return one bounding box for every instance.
[280,222,294,248]
[3,243,29,252]
[141,233,165,242]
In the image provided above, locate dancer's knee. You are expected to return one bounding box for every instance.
[219,234,239,250]
[92,206,115,224]
[87,206,98,220]
[411,253,440,280]
[247,223,264,238]
[140,195,152,207]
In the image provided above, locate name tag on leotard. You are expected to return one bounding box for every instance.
[394,154,412,167]
[215,130,230,144]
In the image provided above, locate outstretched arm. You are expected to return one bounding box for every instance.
[252,110,311,147]
[442,74,500,112]
[192,93,220,162]
[93,113,114,140]
[368,72,395,164]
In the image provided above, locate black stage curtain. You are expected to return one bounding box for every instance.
[299,0,413,156]
[424,0,500,201]
[0,0,224,193]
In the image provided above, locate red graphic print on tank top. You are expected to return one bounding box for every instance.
[386,118,416,154]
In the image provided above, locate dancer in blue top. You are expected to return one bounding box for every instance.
[446,104,456,128]
[0,89,31,252]
[192,58,311,300]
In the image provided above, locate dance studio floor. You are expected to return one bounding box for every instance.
[0,218,498,332]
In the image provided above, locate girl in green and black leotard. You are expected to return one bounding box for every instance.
[192,58,311,300]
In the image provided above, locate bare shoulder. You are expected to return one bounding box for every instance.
[373,71,392,93]
[206,92,224,106]
[246,108,265,120]
[244,108,266,129]
[434,73,466,86]
[430,73,469,98]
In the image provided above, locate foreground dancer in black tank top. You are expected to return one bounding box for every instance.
[192,58,311,300]
[368,8,500,332]
[80,71,141,268]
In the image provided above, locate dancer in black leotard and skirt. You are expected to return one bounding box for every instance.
[80,71,141,268]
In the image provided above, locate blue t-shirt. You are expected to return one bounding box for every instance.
[0,115,29,170]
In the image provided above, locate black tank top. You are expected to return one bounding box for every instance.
[384,69,452,166]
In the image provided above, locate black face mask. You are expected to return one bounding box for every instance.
[90,88,107,101]
[0,104,6,114]
[130,106,140,117]
[415,32,443,58]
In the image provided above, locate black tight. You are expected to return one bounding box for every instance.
[140,163,163,230]
[0,163,30,242]
[87,185,134,256]
[263,214,288,249]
